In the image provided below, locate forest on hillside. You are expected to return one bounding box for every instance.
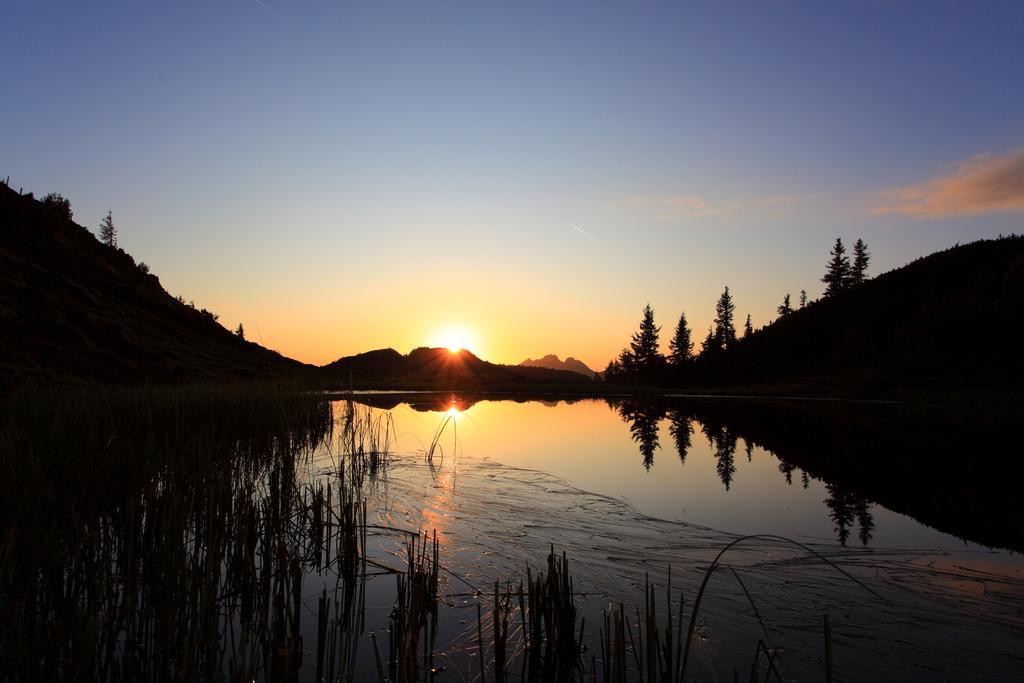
[604,236,1024,401]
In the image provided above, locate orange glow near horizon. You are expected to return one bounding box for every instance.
[429,324,481,356]
[220,279,731,372]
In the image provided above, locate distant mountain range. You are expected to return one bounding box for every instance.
[520,354,596,378]
[0,184,597,391]
[5,179,1022,403]
[323,347,593,390]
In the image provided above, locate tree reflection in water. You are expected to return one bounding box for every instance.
[610,398,876,545]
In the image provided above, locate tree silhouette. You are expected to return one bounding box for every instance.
[668,410,693,466]
[777,293,792,317]
[616,402,664,470]
[743,314,753,338]
[603,357,623,380]
[855,498,875,546]
[821,238,850,297]
[698,419,738,489]
[713,428,737,490]
[617,347,636,373]
[799,290,808,308]
[825,486,875,546]
[699,325,719,357]
[713,287,737,350]
[778,460,798,484]
[99,211,117,248]
[235,323,245,339]
[851,238,870,285]
[629,304,663,372]
[668,311,693,365]
[42,193,72,220]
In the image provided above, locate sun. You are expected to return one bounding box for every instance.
[429,325,480,355]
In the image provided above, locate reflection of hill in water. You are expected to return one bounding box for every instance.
[352,392,1021,552]
[608,397,1023,553]
[349,392,580,414]
[374,452,1024,681]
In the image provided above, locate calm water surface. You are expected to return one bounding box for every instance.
[323,395,1024,681]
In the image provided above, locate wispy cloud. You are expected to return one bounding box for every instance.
[653,195,721,220]
[252,0,277,14]
[569,222,594,238]
[873,150,1024,218]
[624,193,802,223]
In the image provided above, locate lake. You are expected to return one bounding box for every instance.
[2,389,1021,681]
[330,393,1024,681]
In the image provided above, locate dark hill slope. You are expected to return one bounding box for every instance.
[323,347,594,390]
[0,184,309,387]
[695,236,1024,400]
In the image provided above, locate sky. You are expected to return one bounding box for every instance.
[2,1,1023,369]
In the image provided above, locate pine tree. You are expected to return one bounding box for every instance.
[851,238,870,285]
[700,326,719,357]
[99,211,117,247]
[617,348,636,374]
[777,293,792,317]
[799,290,807,308]
[668,311,693,365]
[821,238,850,297]
[235,323,245,339]
[629,304,663,371]
[42,192,72,220]
[713,287,736,350]
[743,314,753,338]
[603,358,623,381]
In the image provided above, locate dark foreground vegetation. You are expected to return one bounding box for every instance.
[0,385,335,679]
[1,385,860,681]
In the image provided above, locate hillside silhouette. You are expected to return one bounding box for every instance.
[607,236,1024,403]
[520,354,596,378]
[0,184,309,387]
[323,347,593,390]
[712,237,1024,399]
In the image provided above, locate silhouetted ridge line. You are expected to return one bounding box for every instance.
[604,236,1024,404]
[0,183,310,387]
[322,347,594,390]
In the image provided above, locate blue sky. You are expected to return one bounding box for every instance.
[2,1,1023,366]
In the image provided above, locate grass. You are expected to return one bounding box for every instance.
[0,387,874,681]
[0,383,354,679]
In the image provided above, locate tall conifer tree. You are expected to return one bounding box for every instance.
[668,311,693,365]
[700,326,718,357]
[777,293,792,317]
[99,211,117,247]
[851,238,870,285]
[713,287,736,349]
[629,304,662,371]
[821,238,850,297]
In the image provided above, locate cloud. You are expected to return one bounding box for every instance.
[624,193,802,223]
[654,195,721,220]
[569,222,594,238]
[874,150,1024,218]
